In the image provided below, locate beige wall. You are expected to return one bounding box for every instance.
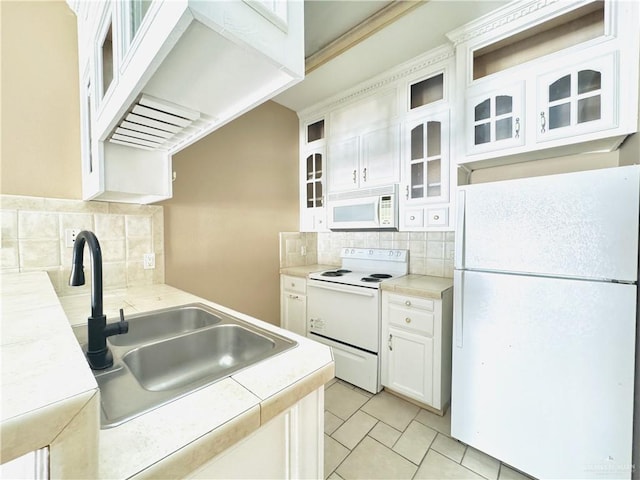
[162,102,299,326]
[0,1,82,199]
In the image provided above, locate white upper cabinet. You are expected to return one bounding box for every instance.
[327,88,401,194]
[536,52,616,143]
[447,0,639,168]
[327,123,400,193]
[467,82,525,155]
[68,0,304,204]
[299,119,328,232]
[399,51,455,232]
[297,44,456,232]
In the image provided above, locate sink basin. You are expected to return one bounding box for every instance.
[123,324,279,392]
[75,303,297,428]
[108,304,221,346]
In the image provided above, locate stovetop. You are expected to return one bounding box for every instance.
[308,248,409,288]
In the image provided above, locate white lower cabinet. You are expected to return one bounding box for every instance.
[280,275,307,336]
[186,387,324,479]
[386,325,434,403]
[381,290,453,412]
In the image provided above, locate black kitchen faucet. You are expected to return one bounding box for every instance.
[69,230,128,370]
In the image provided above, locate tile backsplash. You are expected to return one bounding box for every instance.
[280,231,455,278]
[1,195,164,296]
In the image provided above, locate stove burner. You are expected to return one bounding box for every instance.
[370,273,392,279]
[361,277,382,283]
[336,269,352,273]
[322,271,344,277]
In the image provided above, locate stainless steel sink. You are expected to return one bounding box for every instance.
[123,325,280,392]
[108,304,221,346]
[73,303,297,428]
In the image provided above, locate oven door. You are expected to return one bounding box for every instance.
[306,279,380,352]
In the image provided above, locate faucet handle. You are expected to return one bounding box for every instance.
[118,308,129,335]
[103,309,129,337]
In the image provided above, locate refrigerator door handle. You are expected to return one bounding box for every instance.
[454,270,463,348]
[454,190,465,269]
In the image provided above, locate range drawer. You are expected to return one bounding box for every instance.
[387,294,434,336]
[282,275,306,295]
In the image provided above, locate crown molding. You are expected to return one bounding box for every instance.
[445,0,579,47]
[305,1,426,75]
[299,44,454,119]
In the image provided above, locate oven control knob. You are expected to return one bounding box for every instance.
[388,251,393,256]
[369,249,373,255]
[351,249,355,254]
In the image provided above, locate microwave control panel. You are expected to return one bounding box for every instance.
[380,195,393,225]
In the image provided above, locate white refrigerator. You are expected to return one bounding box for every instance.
[452,165,639,480]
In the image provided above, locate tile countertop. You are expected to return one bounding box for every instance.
[1,272,334,479]
[381,274,454,299]
[279,264,336,277]
[280,267,453,300]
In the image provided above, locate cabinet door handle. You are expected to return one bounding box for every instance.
[405,317,411,324]
[362,167,367,182]
[406,185,409,200]
[352,169,357,183]
[288,294,299,299]
[405,300,412,307]
[540,112,546,133]
[515,117,520,138]
[388,333,393,351]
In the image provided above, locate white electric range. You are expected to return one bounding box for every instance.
[307,248,409,393]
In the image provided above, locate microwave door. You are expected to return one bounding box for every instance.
[330,197,379,229]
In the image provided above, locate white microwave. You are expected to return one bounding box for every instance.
[327,185,398,231]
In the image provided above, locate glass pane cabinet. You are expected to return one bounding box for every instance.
[409,73,444,110]
[99,19,114,99]
[300,119,326,231]
[537,52,616,142]
[405,111,449,205]
[467,83,525,154]
[305,152,323,208]
[130,0,152,40]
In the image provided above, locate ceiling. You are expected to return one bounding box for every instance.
[273,0,509,113]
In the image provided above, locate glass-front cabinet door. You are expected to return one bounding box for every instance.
[404,110,449,205]
[536,52,616,143]
[305,150,324,210]
[467,83,525,155]
[401,110,451,231]
[300,119,327,232]
[120,0,153,59]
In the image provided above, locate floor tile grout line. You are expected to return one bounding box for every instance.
[325,381,535,480]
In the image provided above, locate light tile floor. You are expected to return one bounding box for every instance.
[324,379,536,480]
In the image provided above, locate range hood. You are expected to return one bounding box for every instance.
[96,0,304,154]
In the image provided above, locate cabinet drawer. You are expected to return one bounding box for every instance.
[426,207,448,227]
[387,293,434,311]
[404,209,424,227]
[282,275,306,294]
[388,304,434,336]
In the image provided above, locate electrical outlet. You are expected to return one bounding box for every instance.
[143,253,156,270]
[65,229,81,248]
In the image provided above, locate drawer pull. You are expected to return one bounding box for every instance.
[433,215,440,221]
[289,294,299,300]
[405,300,411,307]
[405,317,411,324]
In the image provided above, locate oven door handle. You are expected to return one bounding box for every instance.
[308,282,376,297]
